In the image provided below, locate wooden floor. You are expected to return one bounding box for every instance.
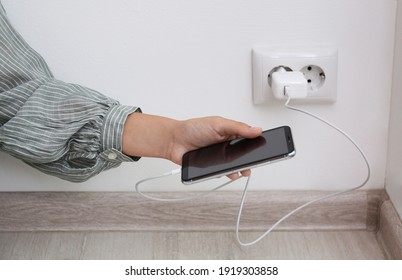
[1,190,397,259]
[0,230,385,260]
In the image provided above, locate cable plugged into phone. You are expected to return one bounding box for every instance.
[271,66,308,100]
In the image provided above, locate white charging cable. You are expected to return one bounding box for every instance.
[135,168,242,202]
[235,95,371,246]
[135,94,371,247]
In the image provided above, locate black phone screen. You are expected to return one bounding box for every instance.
[181,126,295,183]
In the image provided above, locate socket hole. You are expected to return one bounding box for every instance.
[300,65,325,92]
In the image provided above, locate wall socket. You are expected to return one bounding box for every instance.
[252,46,338,104]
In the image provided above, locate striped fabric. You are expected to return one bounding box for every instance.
[0,2,141,182]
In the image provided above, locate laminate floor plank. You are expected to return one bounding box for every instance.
[80,232,180,260]
[302,231,385,259]
[0,231,385,260]
[176,231,310,259]
[0,232,86,260]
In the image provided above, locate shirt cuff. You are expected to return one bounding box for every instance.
[100,104,142,163]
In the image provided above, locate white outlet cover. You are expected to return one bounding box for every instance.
[252,46,338,104]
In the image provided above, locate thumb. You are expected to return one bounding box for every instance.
[219,119,262,139]
[240,126,263,138]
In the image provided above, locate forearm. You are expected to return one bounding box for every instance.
[122,113,179,161]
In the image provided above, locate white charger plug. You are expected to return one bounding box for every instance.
[271,67,308,99]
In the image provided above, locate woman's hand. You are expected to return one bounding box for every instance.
[122,113,262,179]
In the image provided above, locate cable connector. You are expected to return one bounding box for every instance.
[271,67,308,100]
[162,168,181,176]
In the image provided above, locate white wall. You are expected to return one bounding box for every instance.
[0,0,397,192]
[386,0,402,218]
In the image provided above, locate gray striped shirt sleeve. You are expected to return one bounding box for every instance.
[0,3,141,182]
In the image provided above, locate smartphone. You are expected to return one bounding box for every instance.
[181,126,295,184]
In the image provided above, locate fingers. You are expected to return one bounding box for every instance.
[243,126,263,138]
[240,169,251,177]
[217,118,262,139]
[227,169,251,180]
[227,173,240,180]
